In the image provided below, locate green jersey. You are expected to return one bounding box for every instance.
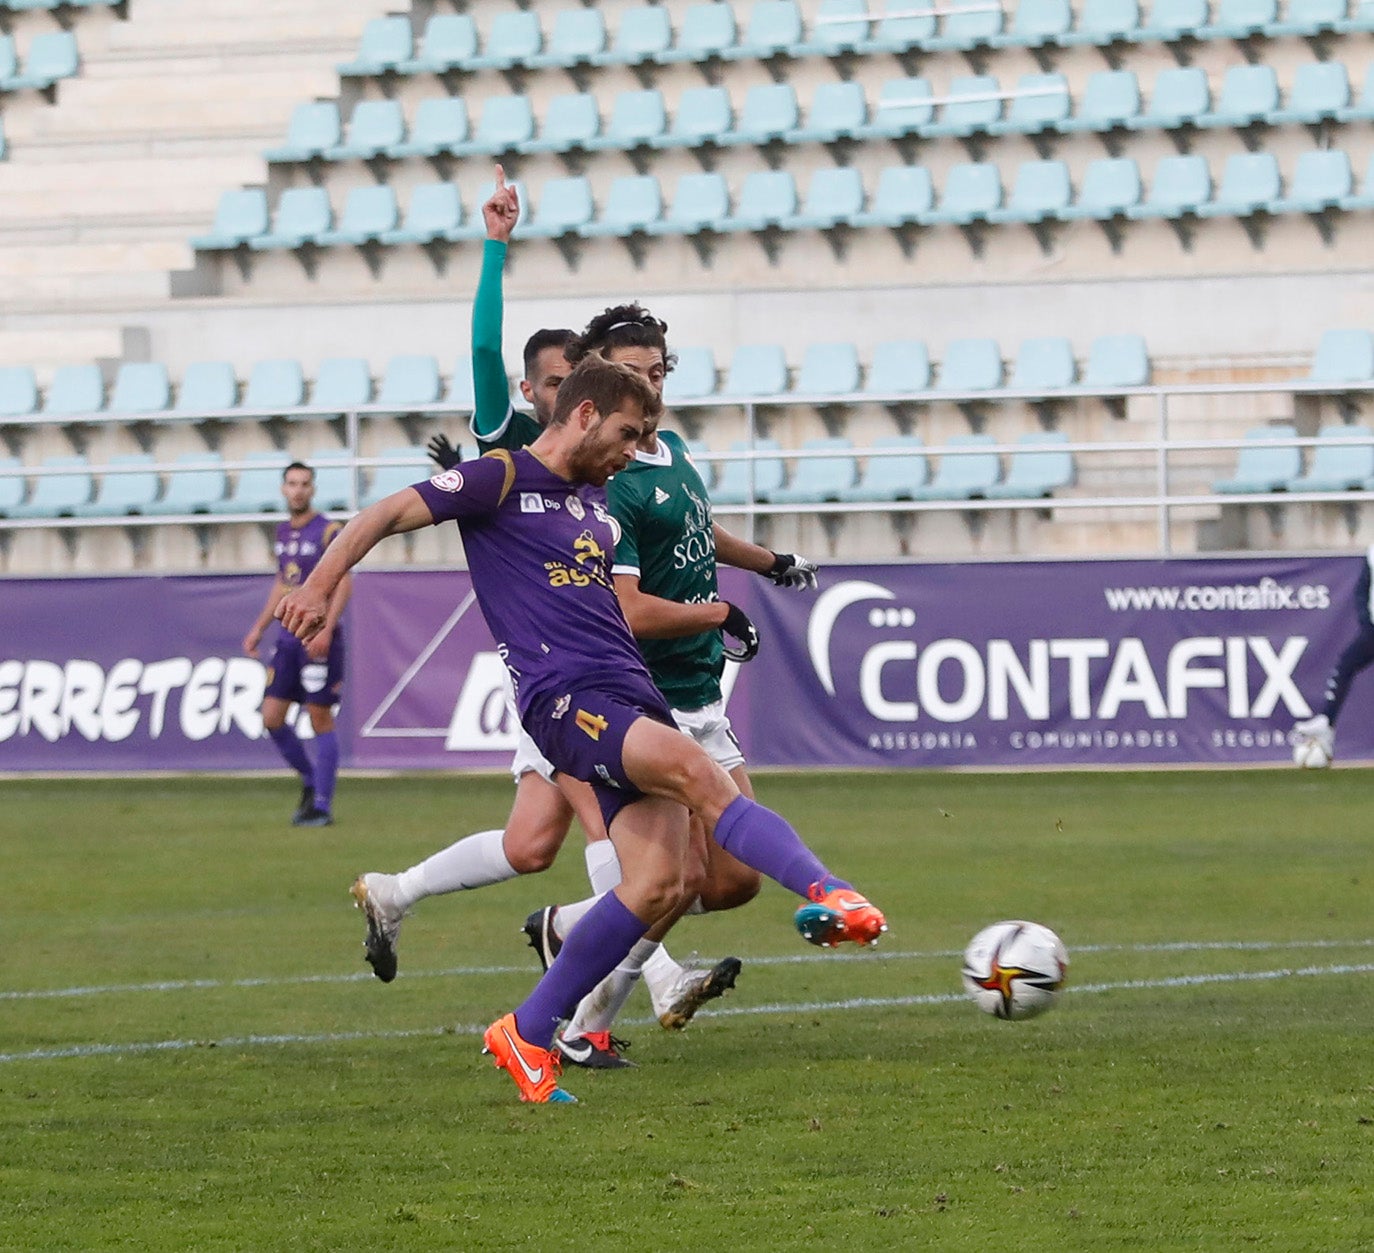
[608,429,723,711]
[469,239,542,454]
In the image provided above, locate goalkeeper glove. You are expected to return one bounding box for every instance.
[426,433,462,471]
[767,552,819,589]
[720,602,760,663]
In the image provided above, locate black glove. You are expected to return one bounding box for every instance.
[427,432,462,471]
[720,602,760,663]
[767,552,819,589]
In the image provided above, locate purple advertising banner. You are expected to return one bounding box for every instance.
[3,556,1371,771]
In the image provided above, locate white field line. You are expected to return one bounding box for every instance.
[2,960,1373,1067]
[4,937,1374,1003]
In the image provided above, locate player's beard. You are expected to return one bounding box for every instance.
[568,430,629,486]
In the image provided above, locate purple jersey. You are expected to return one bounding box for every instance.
[411,450,654,716]
[275,513,341,588]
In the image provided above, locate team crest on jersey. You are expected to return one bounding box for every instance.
[520,492,545,513]
[429,468,464,493]
[566,495,586,521]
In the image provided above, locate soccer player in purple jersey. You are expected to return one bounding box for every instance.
[242,461,350,827]
[278,356,886,1104]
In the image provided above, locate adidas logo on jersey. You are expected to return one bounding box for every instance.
[653,487,671,505]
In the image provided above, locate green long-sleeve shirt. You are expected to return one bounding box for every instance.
[470,240,541,454]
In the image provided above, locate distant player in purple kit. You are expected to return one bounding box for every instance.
[278,356,887,1104]
[243,461,349,827]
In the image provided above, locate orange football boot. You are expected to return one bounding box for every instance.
[482,1012,577,1104]
[794,882,888,947]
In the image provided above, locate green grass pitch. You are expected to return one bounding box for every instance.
[3,769,1373,1251]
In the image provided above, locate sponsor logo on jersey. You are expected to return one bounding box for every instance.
[573,530,607,567]
[520,492,545,513]
[576,709,609,741]
[653,486,671,505]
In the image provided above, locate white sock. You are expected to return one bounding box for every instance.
[584,839,622,894]
[552,893,601,942]
[566,938,660,1038]
[642,943,690,1015]
[394,829,516,910]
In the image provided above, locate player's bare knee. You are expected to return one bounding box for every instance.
[503,823,565,874]
[675,753,737,823]
[700,864,761,912]
[306,706,334,735]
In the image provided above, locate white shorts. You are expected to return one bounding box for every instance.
[503,676,558,785]
[672,698,746,772]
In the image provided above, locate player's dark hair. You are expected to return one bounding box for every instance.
[550,354,663,428]
[282,461,314,481]
[567,303,677,376]
[523,328,576,377]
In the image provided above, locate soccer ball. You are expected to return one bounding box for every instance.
[961,920,1068,1020]
[1292,737,1331,770]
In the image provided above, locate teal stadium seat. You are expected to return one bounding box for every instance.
[396,14,478,76]
[663,348,718,405]
[987,159,1072,226]
[1129,66,1210,133]
[1266,0,1345,34]
[793,342,861,395]
[850,165,935,228]
[243,359,305,414]
[9,455,91,518]
[912,435,1002,500]
[0,37,16,85]
[935,338,1004,392]
[1213,425,1301,493]
[721,82,799,147]
[1335,0,1374,32]
[519,92,600,156]
[1134,0,1209,43]
[925,0,1005,53]
[5,31,78,92]
[987,73,1071,138]
[841,437,929,502]
[338,16,413,78]
[720,169,798,231]
[656,3,738,66]
[985,431,1075,498]
[327,100,405,162]
[1195,64,1278,131]
[856,0,936,53]
[0,456,24,516]
[1271,62,1349,127]
[1342,154,1374,210]
[924,75,1003,140]
[585,88,667,152]
[1055,70,1141,138]
[1308,328,1374,384]
[682,439,716,488]
[265,102,341,163]
[192,189,269,250]
[455,95,535,157]
[654,86,733,152]
[770,437,858,503]
[923,162,1003,225]
[1084,333,1151,388]
[798,0,870,56]
[1057,0,1143,49]
[1291,425,1374,491]
[145,452,228,515]
[380,181,462,245]
[723,344,789,396]
[1271,149,1352,217]
[446,354,476,410]
[315,185,398,247]
[109,362,170,416]
[1339,67,1374,123]
[787,80,867,144]
[783,166,865,230]
[645,172,730,237]
[529,9,607,71]
[387,98,468,159]
[864,341,933,394]
[469,11,542,72]
[363,447,430,508]
[1196,151,1281,221]
[377,355,442,410]
[723,0,804,63]
[174,361,237,415]
[72,454,159,518]
[523,176,595,240]
[0,365,38,419]
[1127,153,1211,221]
[856,76,934,142]
[594,6,673,67]
[305,450,355,513]
[43,364,103,418]
[221,451,286,515]
[1008,337,1078,391]
[1199,0,1277,40]
[992,0,1074,50]
[250,187,331,251]
[580,174,663,238]
[310,358,373,415]
[711,439,785,504]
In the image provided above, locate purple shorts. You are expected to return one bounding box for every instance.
[265,626,345,708]
[524,673,675,828]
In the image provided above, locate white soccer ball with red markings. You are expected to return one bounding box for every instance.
[961,920,1068,1020]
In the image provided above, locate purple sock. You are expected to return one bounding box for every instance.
[712,795,848,899]
[313,730,339,814]
[267,725,313,785]
[513,891,648,1049]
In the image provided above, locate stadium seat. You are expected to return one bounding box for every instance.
[380,181,462,245]
[1057,0,1143,50]
[0,36,15,85]
[327,100,405,162]
[522,175,595,242]
[469,10,542,72]
[1128,66,1210,134]
[191,189,269,250]
[220,451,286,515]
[936,338,1004,392]
[446,354,477,411]
[1009,337,1078,391]
[585,88,667,152]
[1195,64,1279,132]
[362,446,429,507]
[1265,0,1345,35]
[1291,424,1374,491]
[841,436,929,501]
[109,362,170,416]
[924,0,1005,53]
[987,73,1071,139]
[1271,149,1352,218]
[5,30,78,92]
[145,452,229,515]
[243,359,306,414]
[923,75,1003,140]
[387,98,468,159]
[985,431,1075,497]
[793,342,862,396]
[338,16,413,78]
[864,340,933,393]
[782,166,865,230]
[770,437,858,503]
[305,450,356,513]
[857,76,934,142]
[723,0,804,64]
[721,82,799,147]
[265,102,341,163]
[1213,425,1301,493]
[579,174,663,238]
[922,163,1003,225]
[1342,154,1374,211]
[720,169,798,232]
[654,85,733,153]
[1054,69,1141,139]
[0,457,24,517]
[72,454,160,518]
[1084,334,1151,388]
[1335,0,1374,32]
[645,172,731,237]
[992,0,1074,50]
[455,95,536,157]
[8,455,91,518]
[663,346,718,403]
[0,365,38,419]
[1134,0,1209,44]
[1308,328,1374,384]
[1270,62,1349,127]
[396,13,478,76]
[42,364,103,418]
[787,80,867,144]
[1195,151,1281,223]
[912,434,1001,500]
[519,92,600,156]
[855,0,937,52]
[723,344,789,396]
[850,165,935,228]
[1198,0,1277,41]
[528,9,607,71]
[1056,159,1140,244]
[797,0,871,56]
[593,5,673,67]
[376,355,442,409]
[655,2,739,66]
[315,185,398,247]
[250,187,331,250]
[1127,154,1211,222]
[987,159,1072,228]
[310,358,373,415]
[711,438,785,504]
[174,361,238,416]
[682,439,716,488]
